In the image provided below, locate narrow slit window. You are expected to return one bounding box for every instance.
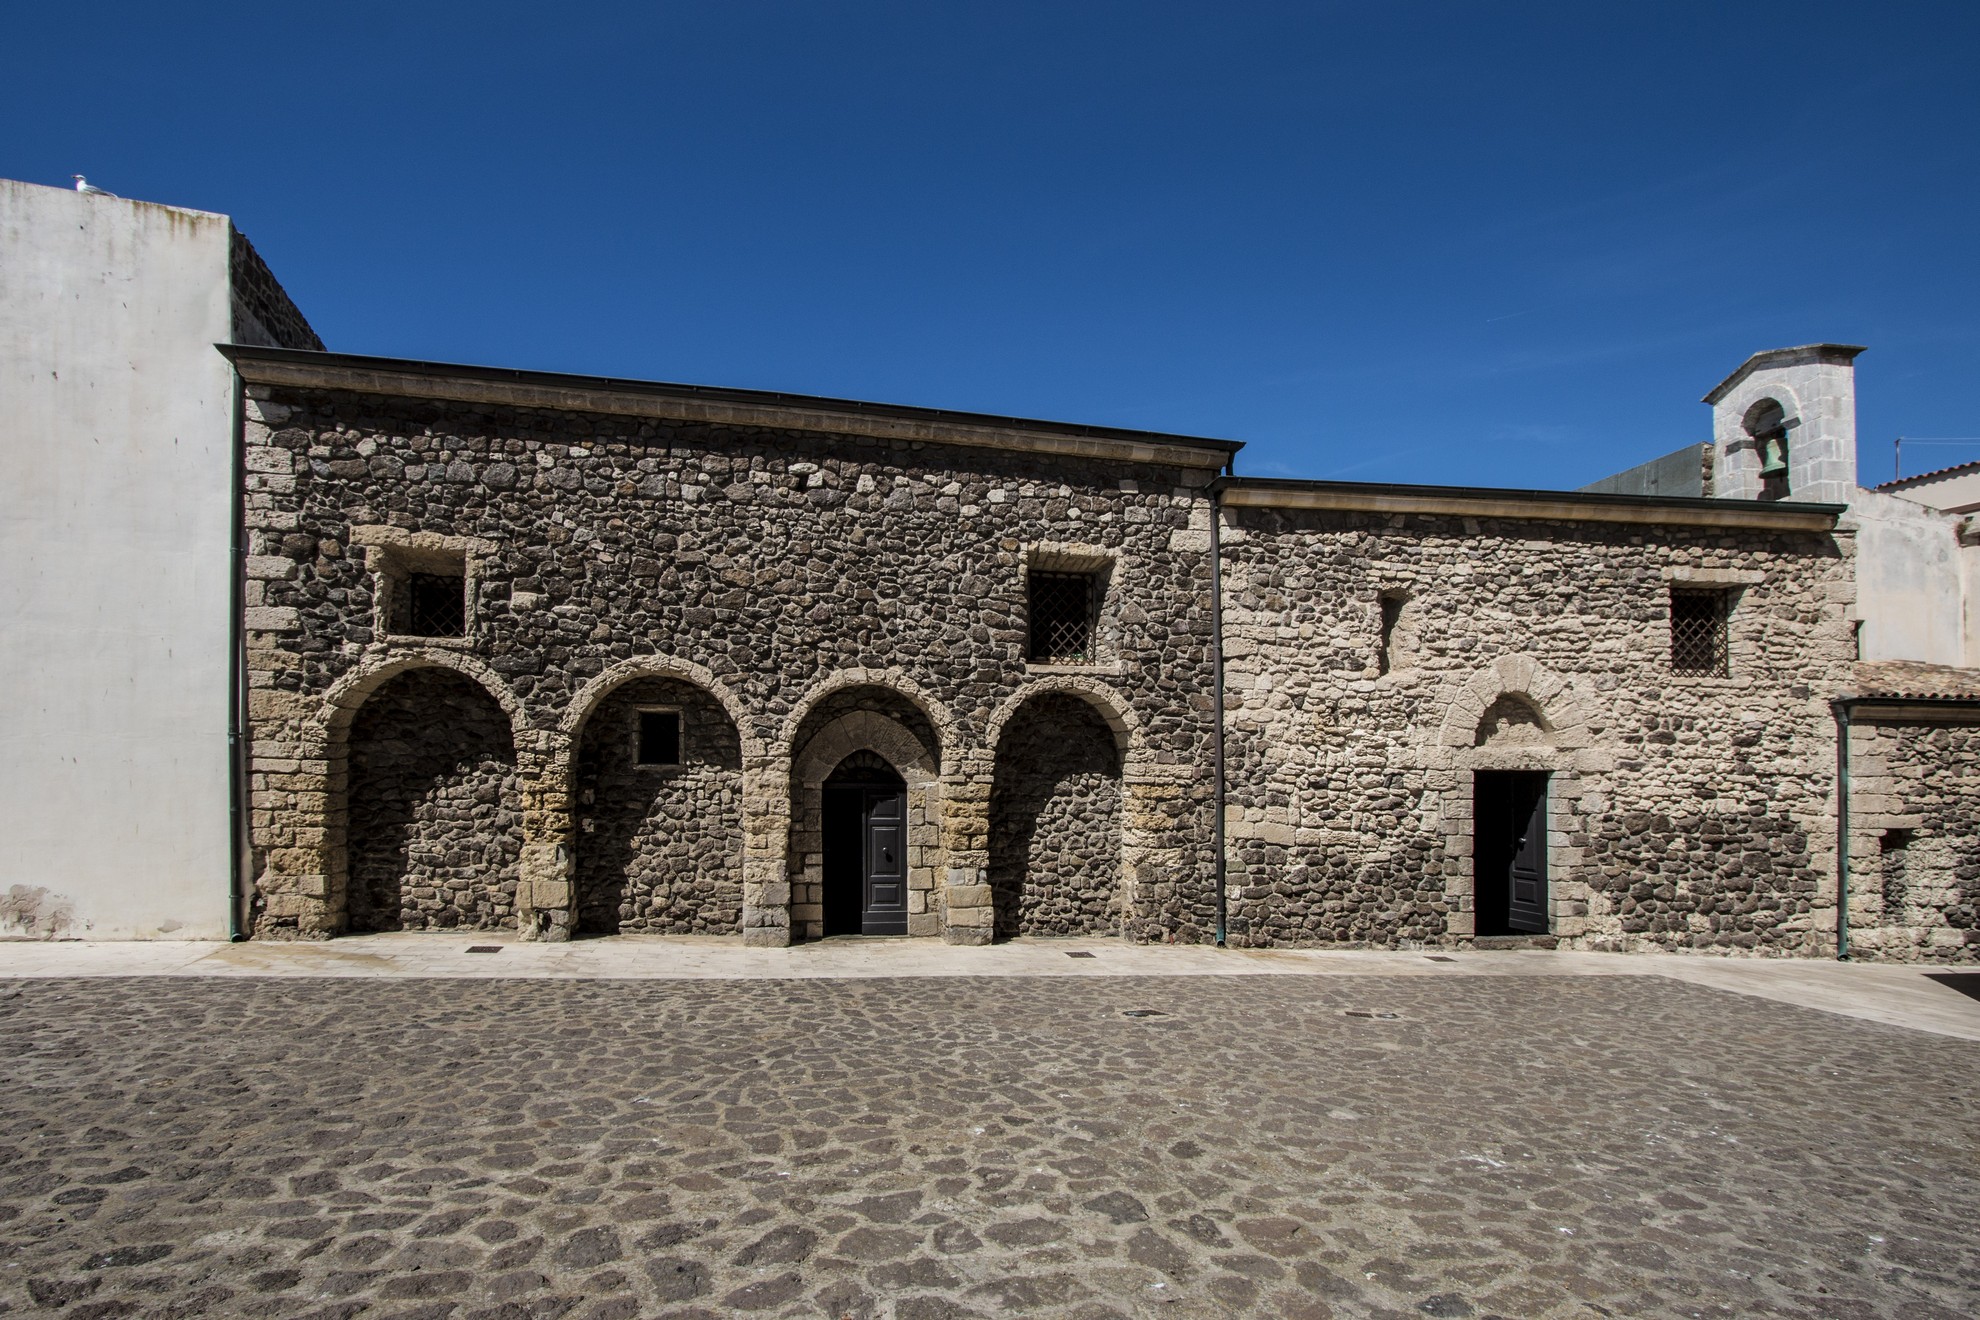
[637,710,681,766]
[1669,589,1729,676]
[1028,570,1099,663]
[402,572,466,637]
[1378,593,1405,674]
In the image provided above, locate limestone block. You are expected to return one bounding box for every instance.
[244,606,300,633]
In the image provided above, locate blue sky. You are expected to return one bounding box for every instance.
[9,2,1978,488]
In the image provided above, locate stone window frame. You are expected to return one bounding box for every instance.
[1659,566,1762,685]
[1019,542,1124,676]
[351,526,496,651]
[632,704,685,771]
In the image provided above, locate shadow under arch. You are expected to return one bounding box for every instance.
[565,667,747,935]
[332,656,526,932]
[987,686,1127,940]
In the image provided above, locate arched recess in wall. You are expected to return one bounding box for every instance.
[314,651,530,934]
[1744,397,1792,501]
[785,678,949,941]
[560,660,751,936]
[986,684,1131,940]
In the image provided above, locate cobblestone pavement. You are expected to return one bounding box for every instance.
[1,974,1976,1319]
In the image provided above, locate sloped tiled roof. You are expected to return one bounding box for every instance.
[1877,459,1980,492]
[1852,660,1980,700]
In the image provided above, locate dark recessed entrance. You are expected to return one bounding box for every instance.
[822,753,909,936]
[1474,770,1549,936]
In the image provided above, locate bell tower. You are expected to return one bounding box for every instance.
[1702,344,1864,504]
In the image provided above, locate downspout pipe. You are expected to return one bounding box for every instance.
[1209,464,1231,947]
[227,365,250,941]
[1831,698,1853,962]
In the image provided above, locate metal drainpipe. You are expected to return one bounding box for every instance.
[1832,698,1853,962]
[227,369,249,942]
[1209,469,1229,947]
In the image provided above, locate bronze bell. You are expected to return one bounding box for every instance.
[1758,433,1789,477]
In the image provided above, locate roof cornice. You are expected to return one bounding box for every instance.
[1702,343,1866,406]
[218,346,1242,470]
[1214,476,1844,531]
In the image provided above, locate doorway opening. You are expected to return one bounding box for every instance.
[1474,770,1549,936]
[822,752,909,936]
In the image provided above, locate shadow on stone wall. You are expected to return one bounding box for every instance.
[574,678,744,935]
[347,668,522,931]
[990,693,1122,938]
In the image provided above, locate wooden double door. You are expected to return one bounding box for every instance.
[1474,770,1549,935]
[822,760,909,936]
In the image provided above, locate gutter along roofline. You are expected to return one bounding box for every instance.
[1214,476,1845,532]
[219,346,1244,471]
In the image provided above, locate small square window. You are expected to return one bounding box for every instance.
[1028,571,1099,664]
[637,710,681,766]
[1670,589,1729,676]
[401,572,466,637]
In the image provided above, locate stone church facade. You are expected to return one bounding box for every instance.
[231,347,1879,958]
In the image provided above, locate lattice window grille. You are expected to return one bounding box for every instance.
[1669,589,1728,676]
[403,572,466,637]
[1028,571,1097,663]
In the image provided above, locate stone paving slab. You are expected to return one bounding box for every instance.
[5,936,1980,1042]
[2,973,1977,1318]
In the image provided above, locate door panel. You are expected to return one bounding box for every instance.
[1474,770,1549,936]
[861,788,909,935]
[1505,776,1549,934]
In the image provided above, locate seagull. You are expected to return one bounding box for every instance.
[72,175,116,196]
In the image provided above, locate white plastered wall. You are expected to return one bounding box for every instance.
[0,179,235,938]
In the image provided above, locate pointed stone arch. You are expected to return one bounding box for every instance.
[780,666,957,764]
[559,655,758,757]
[984,675,1144,768]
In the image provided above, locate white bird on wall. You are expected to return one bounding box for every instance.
[72,175,116,196]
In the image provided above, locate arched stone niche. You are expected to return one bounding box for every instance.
[1428,654,1609,943]
[546,656,763,942]
[271,647,534,938]
[980,676,1175,944]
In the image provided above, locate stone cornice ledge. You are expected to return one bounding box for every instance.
[1216,478,1842,531]
[220,346,1238,472]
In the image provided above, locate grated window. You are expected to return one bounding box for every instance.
[637,710,681,766]
[402,572,466,637]
[1028,571,1098,663]
[1670,589,1729,676]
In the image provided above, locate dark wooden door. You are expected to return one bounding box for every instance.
[861,787,908,935]
[1504,776,1548,934]
[1474,770,1549,936]
[823,758,909,937]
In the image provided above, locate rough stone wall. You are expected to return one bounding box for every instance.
[1220,504,1855,952]
[240,383,1221,942]
[228,229,323,351]
[346,668,521,931]
[574,678,744,935]
[1845,719,1980,962]
[989,694,1123,937]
